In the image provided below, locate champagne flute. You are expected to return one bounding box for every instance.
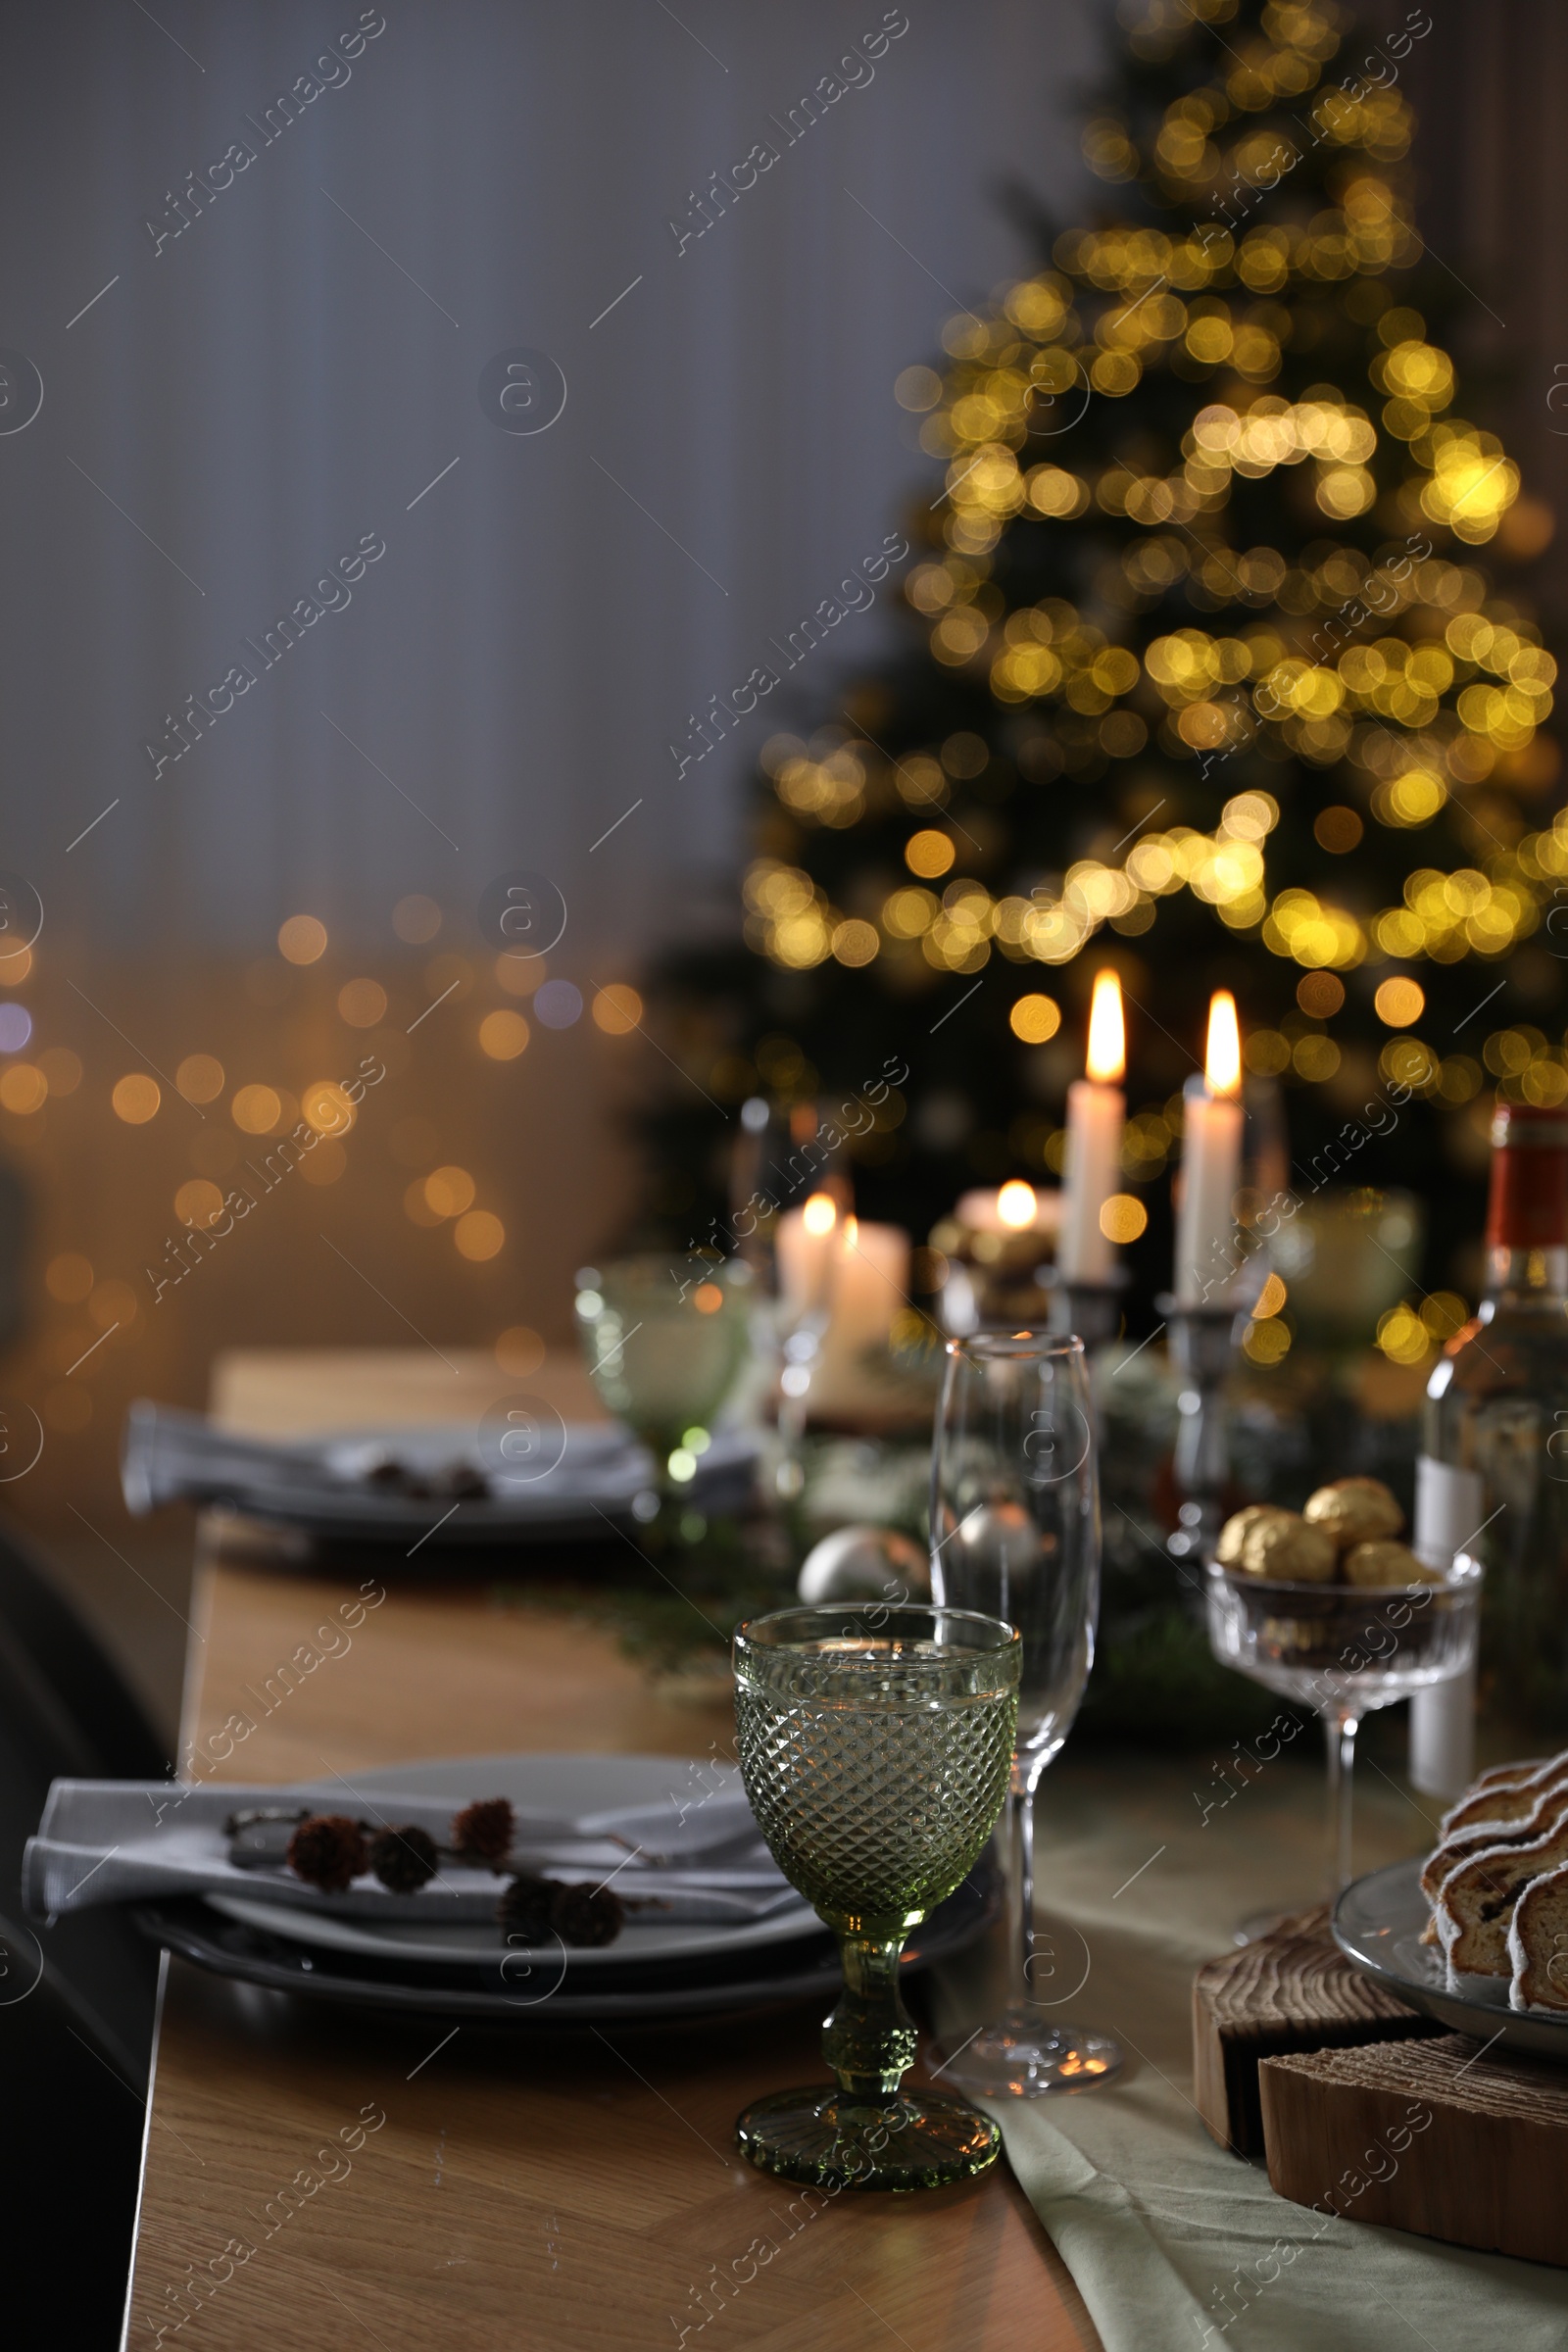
[929,1331,1122,2095]
[733,1602,1019,2189]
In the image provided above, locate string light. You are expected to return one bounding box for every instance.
[724,0,1564,1139]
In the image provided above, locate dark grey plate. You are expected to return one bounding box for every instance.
[122,1401,756,1546]
[134,1863,1000,2026]
[1333,1855,1568,2063]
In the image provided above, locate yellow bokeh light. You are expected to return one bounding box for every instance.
[1010,994,1061,1044]
[831,921,880,968]
[592,985,644,1034]
[0,1063,46,1114]
[1244,1317,1292,1365]
[302,1081,356,1136]
[404,1178,445,1228]
[495,1324,545,1377]
[1377,1304,1432,1366]
[1421,1291,1470,1341]
[1253,1272,1288,1319]
[90,1278,137,1332]
[1375,977,1426,1028]
[45,1252,93,1303]
[1221,791,1279,842]
[176,1054,225,1103]
[479,1009,531,1060]
[455,1209,505,1261]
[0,945,32,986]
[803,1193,837,1238]
[424,1165,476,1219]
[231,1084,282,1135]
[338,979,388,1028]
[1100,1193,1148,1245]
[299,1139,347,1186]
[174,1179,225,1230]
[393,894,443,945]
[1313,807,1363,855]
[278,914,328,965]
[906,830,956,879]
[113,1074,161,1124]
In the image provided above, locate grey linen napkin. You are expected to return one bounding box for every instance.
[24,1779,801,1927]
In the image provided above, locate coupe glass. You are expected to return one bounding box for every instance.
[574,1255,751,1535]
[929,1331,1122,2096]
[733,1602,1019,2190]
[1204,1550,1483,1893]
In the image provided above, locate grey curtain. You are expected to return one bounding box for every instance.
[0,0,1095,966]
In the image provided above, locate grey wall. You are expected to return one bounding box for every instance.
[0,0,1098,969]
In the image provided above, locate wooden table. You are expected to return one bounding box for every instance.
[124,1351,1100,2350]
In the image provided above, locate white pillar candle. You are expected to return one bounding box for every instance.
[821,1217,910,1365]
[775,1192,839,1317]
[1057,970,1126,1283]
[956,1183,1059,1240]
[1174,991,1245,1306]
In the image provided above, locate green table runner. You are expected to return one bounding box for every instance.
[933,1746,1568,2350]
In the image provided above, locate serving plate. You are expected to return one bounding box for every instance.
[1334,1855,1568,2063]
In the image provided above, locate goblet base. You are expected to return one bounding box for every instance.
[934,2011,1122,2098]
[736,2086,1000,2190]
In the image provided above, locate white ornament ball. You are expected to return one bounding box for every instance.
[797,1524,929,1605]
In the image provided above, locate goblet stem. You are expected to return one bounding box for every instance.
[1006,1756,1046,2007]
[775,1388,808,1501]
[821,1927,917,2099]
[1324,1708,1360,1896]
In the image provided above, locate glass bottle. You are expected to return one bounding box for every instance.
[1410,1101,1568,1788]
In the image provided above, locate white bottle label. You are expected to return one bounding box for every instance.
[1412,1455,1486,1571]
[1408,1455,1487,1797]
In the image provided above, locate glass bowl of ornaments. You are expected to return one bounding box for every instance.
[1204,1476,1483,1902]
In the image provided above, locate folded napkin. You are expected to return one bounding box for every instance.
[122,1403,757,1524]
[24,1779,800,1928]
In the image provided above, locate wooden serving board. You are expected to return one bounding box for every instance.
[1193,1906,1440,2156]
[1259,2032,1568,2268]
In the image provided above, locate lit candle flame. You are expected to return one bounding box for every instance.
[997,1180,1038,1230]
[802,1192,837,1237]
[1085,968,1125,1085]
[1204,990,1242,1098]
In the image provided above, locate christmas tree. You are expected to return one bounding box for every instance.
[650,0,1562,1354]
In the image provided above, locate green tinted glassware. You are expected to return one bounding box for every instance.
[574,1255,752,1534]
[733,1602,1020,2190]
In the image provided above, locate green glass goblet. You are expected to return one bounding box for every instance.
[733,1602,1021,2190]
[575,1255,752,1540]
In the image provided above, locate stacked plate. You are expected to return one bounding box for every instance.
[121,1402,759,1547]
[134,1753,998,2025]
